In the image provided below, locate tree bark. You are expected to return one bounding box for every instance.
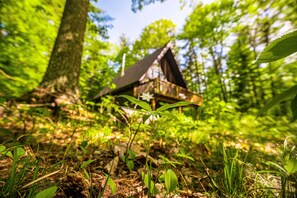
[37,0,89,104]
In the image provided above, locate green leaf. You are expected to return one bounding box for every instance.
[257,30,297,63]
[164,169,178,193]
[126,160,134,170]
[0,145,6,152]
[156,101,192,113]
[36,186,57,198]
[291,95,297,121]
[105,175,117,194]
[16,147,25,159]
[128,149,136,160]
[141,172,158,195]
[258,85,297,117]
[5,151,13,158]
[81,159,96,169]
[118,95,152,111]
[0,145,12,158]
[284,158,297,175]
[83,168,90,179]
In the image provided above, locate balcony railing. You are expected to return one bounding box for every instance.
[134,79,203,106]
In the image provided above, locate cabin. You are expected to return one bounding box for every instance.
[93,42,202,111]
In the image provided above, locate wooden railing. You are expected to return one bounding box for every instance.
[134,79,203,106]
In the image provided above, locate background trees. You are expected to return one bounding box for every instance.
[0,0,64,97]
[177,0,297,115]
[0,0,296,116]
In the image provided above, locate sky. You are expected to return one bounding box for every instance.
[96,0,195,44]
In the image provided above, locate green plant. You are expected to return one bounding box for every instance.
[0,144,60,198]
[164,169,178,194]
[257,30,297,121]
[81,159,96,179]
[98,174,117,197]
[222,146,245,197]
[1,145,26,197]
[118,95,191,196]
[264,137,297,197]
[122,149,136,171]
[98,157,117,198]
[142,163,158,197]
[118,95,191,150]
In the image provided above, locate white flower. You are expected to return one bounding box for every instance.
[140,92,154,102]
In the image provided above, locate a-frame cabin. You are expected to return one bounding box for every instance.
[93,42,202,110]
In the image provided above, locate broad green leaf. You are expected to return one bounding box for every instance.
[36,186,57,198]
[164,169,178,193]
[291,95,297,121]
[81,159,96,169]
[126,160,134,170]
[257,30,297,63]
[128,149,136,159]
[0,145,5,152]
[156,101,192,113]
[105,175,117,194]
[16,147,25,159]
[285,158,297,175]
[118,95,152,111]
[5,151,13,158]
[0,145,12,158]
[141,172,158,195]
[258,85,297,117]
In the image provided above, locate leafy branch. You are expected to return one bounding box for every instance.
[256,30,297,121]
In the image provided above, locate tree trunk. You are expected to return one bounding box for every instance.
[36,0,89,104]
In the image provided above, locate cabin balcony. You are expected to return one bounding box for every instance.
[134,79,203,106]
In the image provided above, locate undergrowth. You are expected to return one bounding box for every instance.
[0,97,296,197]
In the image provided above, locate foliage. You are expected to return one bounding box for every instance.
[112,19,176,69]
[256,29,297,121]
[222,146,245,197]
[264,137,297,197]
[132,19,176,59]
[131,0,166,12]
[0,0,64,97]
[35,186,57,198]
[164,169,178,193]
[257,30,297,63]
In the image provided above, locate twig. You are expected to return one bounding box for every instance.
[17,103,56,109]
[21,164,64,189]
[0,69,17,81]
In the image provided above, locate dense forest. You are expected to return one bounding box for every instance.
[0,0,297,197]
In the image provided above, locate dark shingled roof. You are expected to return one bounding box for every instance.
[94,42,186,99]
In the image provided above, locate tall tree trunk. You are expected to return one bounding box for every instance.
[38,0,89,103]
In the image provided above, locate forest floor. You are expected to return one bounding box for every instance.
[0,102,296,197]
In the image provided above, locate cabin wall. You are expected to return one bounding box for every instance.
[161,57,177,84]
